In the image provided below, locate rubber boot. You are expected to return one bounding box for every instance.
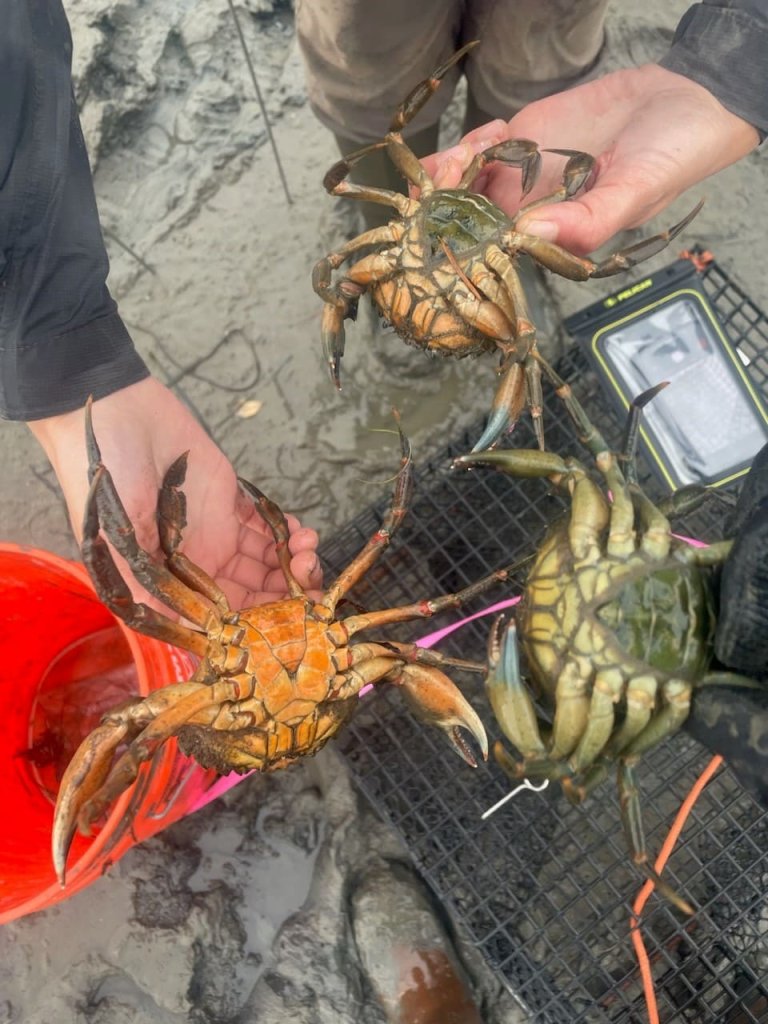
[333,123,440,232]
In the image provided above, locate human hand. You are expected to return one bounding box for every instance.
[27,377,323,611]
[426,64,759,255]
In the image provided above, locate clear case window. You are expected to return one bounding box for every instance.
[595,291,768,487]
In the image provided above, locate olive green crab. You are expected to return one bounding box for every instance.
[312,41,702,452]
[455,374,760,914]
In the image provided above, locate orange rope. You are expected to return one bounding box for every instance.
[629,754,724,1024]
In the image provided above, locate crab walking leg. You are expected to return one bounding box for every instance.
[156,452,232,616]
[342,559,520,635]
[618,757,695,916]
[458,138,544,196]
[614,674,697,913]
[681,538,734,566]
[453,446,606,549]
[566,668,627,773]
[507,200,703,281]
[82,469,212,658]
[312,224,406,388]
[632,489,672,559]
[535,363,638,557]
[337,641,486,677]
[237,479,308,599]
[381,39,479,197]
[511,149,595,219]
[603,674,659,757]
[321,421,412,616]
[84,405,221,634]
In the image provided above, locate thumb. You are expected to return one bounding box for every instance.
[515,178,652,256]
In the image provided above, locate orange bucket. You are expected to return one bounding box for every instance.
[0,543,247,924]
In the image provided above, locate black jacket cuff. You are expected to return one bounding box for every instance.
[3,311,150,420]
[660,3,768,139]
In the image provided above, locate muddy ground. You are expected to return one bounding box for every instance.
[1,1,767,1021]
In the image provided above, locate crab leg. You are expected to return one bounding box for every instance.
[472,361,528,453]
[381,40,480,196]
[84,405,220,636]
[458,138,543,196]
[618,759,695,915]
[452,447,608,561]
[485,618,548,761]
[452,245,549,452]
[312,224,404,388]
[506,200,703,281]
[321,418,412,615]
[52,678,207,884]
[82,468,212,658]
[511,149,595,219]
[338,640,486,677]
[237,479,308,599]
[394,663,489,767]
[59,676,269,863]
[342,559,519,636]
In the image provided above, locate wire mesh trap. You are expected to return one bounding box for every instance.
[319,256,768,1024]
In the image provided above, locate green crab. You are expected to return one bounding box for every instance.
[455,374,760,914]
[312,41,702,452]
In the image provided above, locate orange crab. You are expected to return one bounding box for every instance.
[313,41,701,451]
[52,407,513,884]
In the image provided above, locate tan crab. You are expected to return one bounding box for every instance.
[51,406,517,885]
[313,40,702,451]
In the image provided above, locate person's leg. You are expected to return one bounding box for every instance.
[296,0,462,228]
[462,0,611,132]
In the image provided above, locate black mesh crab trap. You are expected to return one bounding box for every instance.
[319,255,768,1024]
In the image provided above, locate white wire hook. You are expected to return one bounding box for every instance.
[481,778,549,820]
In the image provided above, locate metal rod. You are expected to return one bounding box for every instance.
[227,0,293,205]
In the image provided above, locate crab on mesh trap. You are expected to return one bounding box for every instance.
[320,252,768,1024]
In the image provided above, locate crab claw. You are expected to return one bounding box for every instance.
[51,718,133,886]
[396,663,488,766]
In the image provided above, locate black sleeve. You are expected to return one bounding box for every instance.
[659,1,768,138]
[0,0,149,422]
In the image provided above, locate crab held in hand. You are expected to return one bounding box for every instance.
[456,376,760,914]
[53,408,513,885]
[313,39,702,452]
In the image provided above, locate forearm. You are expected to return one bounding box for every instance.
[0,0,148,422]
[660,0,768,137]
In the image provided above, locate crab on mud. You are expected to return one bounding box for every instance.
[455,377,759,913]
[312,40,702,452]
[52,407,515,885]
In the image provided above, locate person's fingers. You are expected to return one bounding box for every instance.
[235,485,273,535]
[288,525,320,555]
[237,527,278,566]
[289,549,324,590]
[258,562,315,596]
[220,546,322,596]
[422,120,509,190]
[512,161,670,255]
[430,154,465,189]
[236,522,320,573]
